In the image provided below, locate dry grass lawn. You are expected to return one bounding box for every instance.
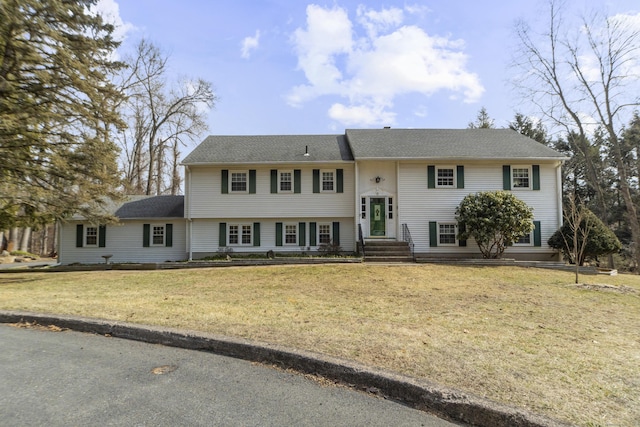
[1,264,639,426]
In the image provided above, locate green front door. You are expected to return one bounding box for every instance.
[370,198,386,236]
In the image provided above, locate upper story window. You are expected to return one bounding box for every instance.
[85,226,98,246]
[512,167,531,189]
[321,170,334,192]
[231,171,248,193]
[436,167,455,187]
[280,171,293,192]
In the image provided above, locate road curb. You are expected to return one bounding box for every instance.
[0,310,574,427]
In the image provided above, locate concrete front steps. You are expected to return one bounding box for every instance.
[363,239,414,263]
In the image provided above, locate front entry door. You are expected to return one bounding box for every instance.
[370,198,386,236]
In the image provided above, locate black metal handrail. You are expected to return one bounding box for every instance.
[358,223,365,257]
[401,223,415,261]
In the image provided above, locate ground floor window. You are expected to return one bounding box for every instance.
[438,223,457,245]
[85,226,98,246]
[152,225,165,245]
[229,224,252,245]
[285,224,297,244]
[318,224,331,244]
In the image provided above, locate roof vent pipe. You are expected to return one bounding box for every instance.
[304,145,310,157]
[383,126,391,129]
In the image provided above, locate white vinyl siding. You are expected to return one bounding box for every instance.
[58,220,187,265]
[398,162,561,257]
[188,166,354,219]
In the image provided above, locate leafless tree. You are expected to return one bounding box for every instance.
[513,0,640,269]
[115,40,216,195]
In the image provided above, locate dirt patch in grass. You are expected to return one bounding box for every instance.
[1,264,639,426]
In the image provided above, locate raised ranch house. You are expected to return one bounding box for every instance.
[58,128,566,264]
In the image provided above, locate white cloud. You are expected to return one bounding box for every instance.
[287,4,484,127]
[94,0,135,42]
[241,30,261,59]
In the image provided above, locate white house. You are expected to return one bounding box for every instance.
[58,128,566,264]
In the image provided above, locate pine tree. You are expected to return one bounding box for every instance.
[0,0,125,229]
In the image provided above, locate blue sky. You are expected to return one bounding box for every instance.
[97,0,639,138]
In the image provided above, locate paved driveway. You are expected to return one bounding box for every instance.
[0,324,461,426]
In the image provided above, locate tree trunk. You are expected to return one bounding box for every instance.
[7,227,18,252]
[19,227,31,252]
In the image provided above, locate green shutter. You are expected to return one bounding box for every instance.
[221,170,229,194]
[503,165,511,190]
[309,222,317,246]
[270,170,278,194]
[532,165,540,190]
[253,222,261,247]
[457,165,465,189]
[98,225,106,248]
[143,224,150,247]
[276,222,283,246]
[249,169,256,194]
[313,169,320,193]
[429,221,438,247]
[427,166,435,189]
[458,222,467,247]
[332,222,340,245]
[299,222,306,246]
[165,224,173,247]
[76,224,83,247]
[219,223,227,247]
[294,169,301,193]
[533,221,542,247]
[336,169,343,193]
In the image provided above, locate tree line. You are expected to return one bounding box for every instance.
[1,0,639,270]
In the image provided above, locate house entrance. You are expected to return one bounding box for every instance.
[370,197,386,236]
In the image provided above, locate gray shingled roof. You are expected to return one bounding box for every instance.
[113,195,184,218]
[182,135,354,164]
[345,128,566,160]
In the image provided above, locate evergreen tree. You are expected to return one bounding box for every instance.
[467,107,495,129]
[0,0,125,229]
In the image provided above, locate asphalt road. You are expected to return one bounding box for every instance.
[0,324,461,426]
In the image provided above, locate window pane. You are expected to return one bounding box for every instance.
[439,224,456,244]
[280,172,292,191]
[285,224,297,244]
[437,168,454,186]
[517,234,531,244]
[153,226,164,245]
[319,224,331,244]
[512,168,529,188]
[229,225,239,244]
[231,172,247,192]
[322,171,334,191]
[242,225,252,244]
[86,227,97,246]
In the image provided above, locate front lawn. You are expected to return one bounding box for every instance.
[1,264,638,426]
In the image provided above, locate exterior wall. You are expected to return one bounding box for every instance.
[58,219,187,264]
[396,161,562,260]
[186,163,356,256]
[187,164,355,219]
[190,217,355,258]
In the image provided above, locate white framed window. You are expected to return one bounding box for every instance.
[230,170,248,193]
[438,223,457,246]
[515,232,532,246]
[279,171,293,193]
[284,224,297,245]
[436,167,455,188]
[85,226,98,246]
[318,223,332,244]
[152,225,165,246]
[321,170,335,192]
[228,224,252,245]
[512,166,531,189]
